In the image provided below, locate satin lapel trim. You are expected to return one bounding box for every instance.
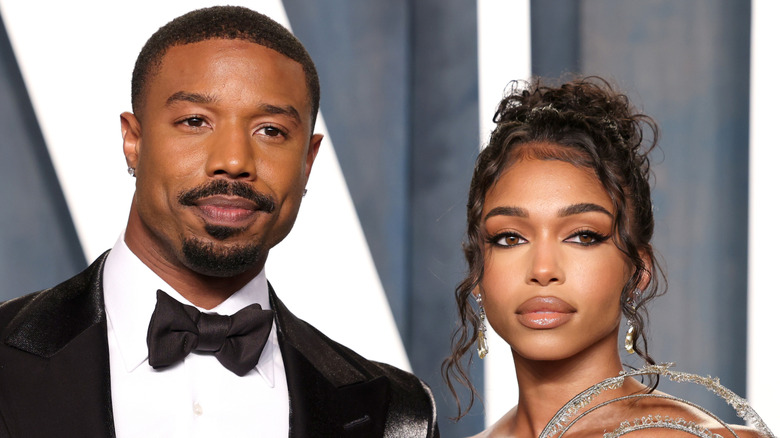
[4,252,109,357]
[269,285,391,437]
[269,284,367,387]
[281,345,390,438]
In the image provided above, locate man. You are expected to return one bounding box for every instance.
[0,6,438,437]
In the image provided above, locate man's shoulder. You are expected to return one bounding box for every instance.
[319,325,435,397]
[316,326,439,437]
[0,253,108,353]
[272,293,438,437]
[0,291,39,328]
[273,293,431,392]
[317,328,432,397]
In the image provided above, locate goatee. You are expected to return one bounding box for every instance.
[181,237,263,277]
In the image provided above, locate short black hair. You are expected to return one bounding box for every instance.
[131,6,320,129]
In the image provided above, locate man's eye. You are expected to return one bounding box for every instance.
[260,126,283,137]
[181,117,205,127]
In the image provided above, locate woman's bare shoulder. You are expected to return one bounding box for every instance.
[618,391,769,438]
[465,392,771,438]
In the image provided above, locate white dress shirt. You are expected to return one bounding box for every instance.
[103,235,289,437]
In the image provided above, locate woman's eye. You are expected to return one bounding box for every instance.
[576,234,595,244]
[491,233,526,247]
[565,231,608,246]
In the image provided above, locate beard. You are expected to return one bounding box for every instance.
[181,236,263,277]
[175,179,275,276]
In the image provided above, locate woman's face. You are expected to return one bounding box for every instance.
[480,154,632,362]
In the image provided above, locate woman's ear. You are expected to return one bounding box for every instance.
[637,250,652,291]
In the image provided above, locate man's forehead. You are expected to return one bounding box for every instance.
[161,38,298,64]
[150,39,307,93]
[137,37,315,131]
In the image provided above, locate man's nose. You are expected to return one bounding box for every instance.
[205,125,257,180]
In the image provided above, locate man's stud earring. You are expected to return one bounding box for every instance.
[127,167,136,177]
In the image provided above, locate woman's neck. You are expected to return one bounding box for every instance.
[508,336,635,437]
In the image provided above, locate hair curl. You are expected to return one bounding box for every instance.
[442,76,667,419]
[131,6,320,130]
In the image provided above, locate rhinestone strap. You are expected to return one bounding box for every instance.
[539,363,776,438]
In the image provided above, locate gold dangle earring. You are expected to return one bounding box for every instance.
[624,290,639,354]
[476,291,488,359]
[624,318,636,354]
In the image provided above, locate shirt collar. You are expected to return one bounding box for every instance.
[103,233,277,386]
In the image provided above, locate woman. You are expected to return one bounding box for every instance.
[443,77,770,437]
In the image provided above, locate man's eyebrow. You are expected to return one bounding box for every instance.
[484,206,528,220]
[557,203,613,218]
[164,93,302,124]
[166,91,216,106]
[259,103,301,124]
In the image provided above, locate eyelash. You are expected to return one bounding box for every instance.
[256,125,288,138]
[173,118,288,139]
[488,232,526,248]
[564,229,609,246]
[486,229,610,248]
[176,115,208,128]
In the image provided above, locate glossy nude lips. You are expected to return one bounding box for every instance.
[515,296,575,329]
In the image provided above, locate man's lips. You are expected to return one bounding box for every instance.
[177,180,276,214]
[516,296,575,329]
[192,196,263,225]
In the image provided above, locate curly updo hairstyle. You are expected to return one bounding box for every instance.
[442,76,666,419]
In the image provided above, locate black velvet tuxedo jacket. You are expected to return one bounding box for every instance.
[0,253,439,437]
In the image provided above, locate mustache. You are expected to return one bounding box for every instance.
[177,180,276,213]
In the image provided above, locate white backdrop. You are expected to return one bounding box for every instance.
[748,0,780,431]
[477,0,531,426]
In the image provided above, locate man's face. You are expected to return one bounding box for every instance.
[122,39,321,278]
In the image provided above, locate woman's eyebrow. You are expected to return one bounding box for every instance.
[484,206,528,220]
[557,203,613,218]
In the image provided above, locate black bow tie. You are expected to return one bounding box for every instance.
[146,290,274,376]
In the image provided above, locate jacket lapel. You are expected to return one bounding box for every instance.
[0,253,115,438]
[269,286,390,438]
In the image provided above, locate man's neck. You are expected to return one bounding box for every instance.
[148,265,262,309]
[123,219,266,309]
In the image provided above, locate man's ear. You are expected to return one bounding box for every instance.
[120,112,141,169]
[304,133,323,181]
